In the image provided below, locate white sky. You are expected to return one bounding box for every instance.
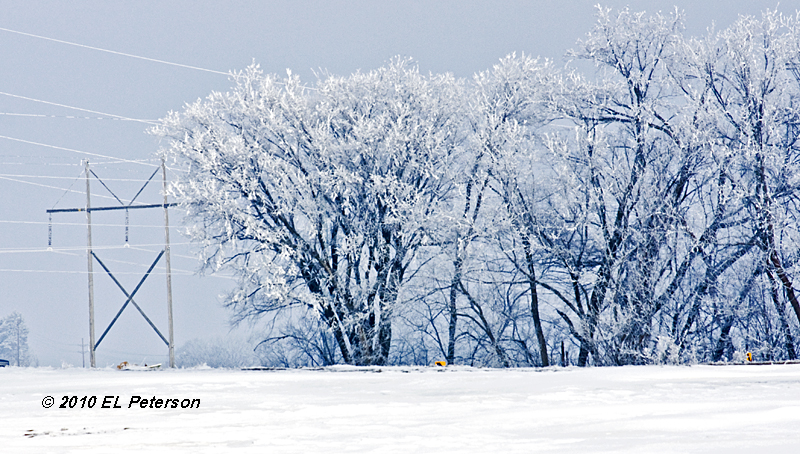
[0,1,780,366]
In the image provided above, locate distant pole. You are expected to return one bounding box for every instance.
[86,160,96,368]
[162,159,175,368]
[16,322,20,366]
[82,338,85,368]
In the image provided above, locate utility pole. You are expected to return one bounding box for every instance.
[85,160,96,368]
[16,321,20,366]
[162,159,175,368]
[82,338,85,368]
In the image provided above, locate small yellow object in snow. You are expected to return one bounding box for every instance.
[435,361,447,367]
[746,352,753,362]
[117,361,129,370]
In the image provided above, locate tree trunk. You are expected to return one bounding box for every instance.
[712,315,734,362]
[446,256,461,365]
[766,268,797,360]
[578,345,590,367]
[523,244,548,366]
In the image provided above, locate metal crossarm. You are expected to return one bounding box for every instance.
[92,250,169,349]
[46,202,177,214]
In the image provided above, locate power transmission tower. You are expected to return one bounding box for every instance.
[47,159,177,367]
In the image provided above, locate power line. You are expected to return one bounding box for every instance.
[0,91,159,125]
[78,243,203,264]
[49,248,227,279]
[0,267,236,280]
[0,220,167,228]
[0,175,125,202]
[0,241,194,253]
[0,26,230,76]
[0,134,159,167]
[29,333,84,349]
[0,173,158,182]
[0,112,158,121]
[50,170,85,210]
[0,154,80,160]
[164,165,188,174]
[0,158,158,167]
[0,161,82,167]
[0,268,192,275]
[126,245,212,263]
[0,244,237,280]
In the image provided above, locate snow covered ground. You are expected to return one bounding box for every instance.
[1,364,798,453]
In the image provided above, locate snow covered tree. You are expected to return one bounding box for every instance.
[686,9,800,360]
[541,7,693,365]
[537,6,754,365]
[155,59,465,366]
[542,6,800,365]
[154,4,800,368]
[0,312,32,366]
[469,53,558,366]
[176,335,260,368]
[392,54,560,367]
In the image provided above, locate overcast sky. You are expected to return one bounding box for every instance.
[0,1,781,367]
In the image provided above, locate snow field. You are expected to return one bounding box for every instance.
[1,364,799,453]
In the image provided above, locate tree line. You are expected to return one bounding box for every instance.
[0,312,33,366]
[154,7,800,367]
